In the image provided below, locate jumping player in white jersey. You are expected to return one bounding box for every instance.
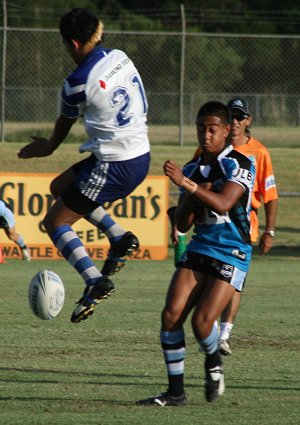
[138,102,255,406]
[18,7,150,323]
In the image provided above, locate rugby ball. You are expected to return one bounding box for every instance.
[28,270,65,320]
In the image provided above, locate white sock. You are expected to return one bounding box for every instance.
[213,319,219,332]
[219,322,233,341]
[86,207,126,242]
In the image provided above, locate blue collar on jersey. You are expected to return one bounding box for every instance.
[67,44,114,85]
[81,44,113,66]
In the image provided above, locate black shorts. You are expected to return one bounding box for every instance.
[177,251,247,292]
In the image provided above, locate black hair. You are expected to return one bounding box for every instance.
[196,101,231,125]
[59,7,100,44]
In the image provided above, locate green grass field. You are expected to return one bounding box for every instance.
[0,255,299,425]
[0,134,299,424]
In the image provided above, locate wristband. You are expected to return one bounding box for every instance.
[264,230,275,237]
[181,176,198,194]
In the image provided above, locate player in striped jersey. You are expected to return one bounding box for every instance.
[168,98,278,356]
[18,8,150,323]
[138,101,255,406]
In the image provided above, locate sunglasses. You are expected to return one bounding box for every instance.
[231,113,249,122]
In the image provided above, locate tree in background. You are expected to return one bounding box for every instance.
[5,0,300,34]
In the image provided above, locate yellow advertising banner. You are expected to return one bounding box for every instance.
[0,173,169,261]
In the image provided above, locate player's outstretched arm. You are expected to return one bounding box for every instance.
[18,114,76,159]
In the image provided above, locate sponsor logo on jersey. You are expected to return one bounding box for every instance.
[104,57,132,82]
[232,168,254,189]
[231,249,246,260]
[265,175,276,190]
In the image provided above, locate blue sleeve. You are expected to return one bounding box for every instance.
[60,75,86,118]
[60,98,80,119]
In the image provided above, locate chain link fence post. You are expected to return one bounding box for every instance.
[1,0,7,142]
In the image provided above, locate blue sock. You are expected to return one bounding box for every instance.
[197,325,219,355]
[161,329,186,396]
[51,224,102,286]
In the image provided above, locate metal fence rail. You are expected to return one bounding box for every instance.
[1,14,300,144]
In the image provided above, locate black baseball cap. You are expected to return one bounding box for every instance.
[227,98,251,115]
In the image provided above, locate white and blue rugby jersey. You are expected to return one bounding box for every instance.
[186,144,255,272]
[61,45,150,161]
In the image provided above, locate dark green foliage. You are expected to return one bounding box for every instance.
[5,1,300,34]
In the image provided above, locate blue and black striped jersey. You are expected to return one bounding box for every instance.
[184,144,255,272]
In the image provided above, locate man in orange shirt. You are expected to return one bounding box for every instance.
[218,97,278,355]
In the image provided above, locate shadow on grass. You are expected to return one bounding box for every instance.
[0,366,152,380]
[1,366,299,393]
[0,395,134,406]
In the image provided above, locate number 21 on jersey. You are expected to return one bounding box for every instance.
[111,74,148,127]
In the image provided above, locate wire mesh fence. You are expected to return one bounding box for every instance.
[1,27,300,143]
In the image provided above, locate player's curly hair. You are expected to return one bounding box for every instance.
[59,7,104,45]
[196,101,231,125]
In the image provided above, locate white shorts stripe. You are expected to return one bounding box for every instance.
[81,162,109,201]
